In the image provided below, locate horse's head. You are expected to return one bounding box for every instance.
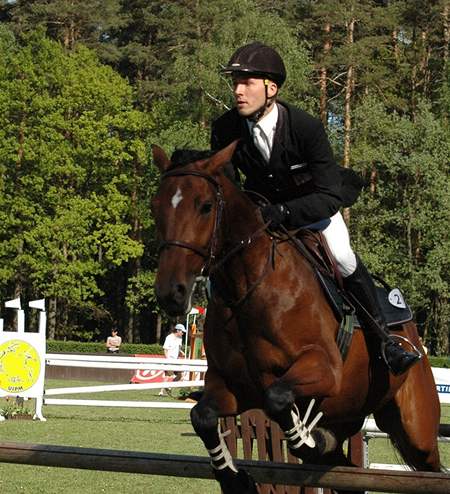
[151,141,238,316]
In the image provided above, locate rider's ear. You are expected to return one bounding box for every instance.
[206,140,239,174]
[151,145,171,172]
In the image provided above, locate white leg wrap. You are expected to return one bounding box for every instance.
[284,399,323,450]
[207,424,238,472]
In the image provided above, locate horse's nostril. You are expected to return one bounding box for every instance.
[173,283,186,302]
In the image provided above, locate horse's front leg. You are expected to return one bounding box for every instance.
[263,344,342,460]
[190,369,258,494]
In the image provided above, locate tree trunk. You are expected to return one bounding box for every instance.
[343,17,355,224]
[156,313,162,344]
[124,158,143,344]
[392,29,400,64]
[419,30,431,97]
[443,4,449,67]
[319,23,332,127]
[443,4,449,124]
[47,297,57,340]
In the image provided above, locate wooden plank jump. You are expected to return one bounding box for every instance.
[0,441,449,493]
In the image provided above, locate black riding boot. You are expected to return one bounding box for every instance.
[343,258,421,376]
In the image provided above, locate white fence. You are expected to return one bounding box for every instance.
[41,355,449,415]
[36,354,207,419]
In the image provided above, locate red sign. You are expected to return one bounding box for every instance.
[129,354,174,384]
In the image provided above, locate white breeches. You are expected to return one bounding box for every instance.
[321,212,357,278]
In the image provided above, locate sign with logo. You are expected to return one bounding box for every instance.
[0,298,47,420]
[130,354,174,384]
[433,367,450,404]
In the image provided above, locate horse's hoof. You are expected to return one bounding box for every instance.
[289,427,337,462]
[214,468,258,494]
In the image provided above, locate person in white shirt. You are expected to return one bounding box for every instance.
[106,329,121,353]
[159,323,187,396]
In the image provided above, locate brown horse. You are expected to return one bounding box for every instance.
[151,142,441,494]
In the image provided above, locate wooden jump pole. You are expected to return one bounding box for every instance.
[0,442,449,494]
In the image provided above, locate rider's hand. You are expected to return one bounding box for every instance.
[261,203,289,229]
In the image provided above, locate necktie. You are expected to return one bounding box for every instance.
[252,124,270,162]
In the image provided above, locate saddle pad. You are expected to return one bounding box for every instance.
[374,286,413,327]
[316,270,413,328]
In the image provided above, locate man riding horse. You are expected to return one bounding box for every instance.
[211,41,420,376]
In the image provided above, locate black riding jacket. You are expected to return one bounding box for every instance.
[211,101,363,227]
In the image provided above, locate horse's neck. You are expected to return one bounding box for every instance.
[222,183,262,244]
[214,182,274,297]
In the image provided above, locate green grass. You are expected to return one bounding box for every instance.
[0,380,219,494]
[0,380,448,493]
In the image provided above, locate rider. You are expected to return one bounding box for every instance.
[211,41,420,376]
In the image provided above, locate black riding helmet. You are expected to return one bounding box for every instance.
[222,42,286,87]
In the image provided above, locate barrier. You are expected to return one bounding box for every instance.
[0,298,207,419]
[41,354,206,415]
[221,411,449,493]
[0,441,448,493]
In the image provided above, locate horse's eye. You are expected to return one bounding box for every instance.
[200,202,213,215]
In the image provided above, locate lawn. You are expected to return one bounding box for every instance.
[0,380,448,493]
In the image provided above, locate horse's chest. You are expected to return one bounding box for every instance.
[242,338,290,385]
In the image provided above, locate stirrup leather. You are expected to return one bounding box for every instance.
[284,399,323,450]
[207,425,238,472]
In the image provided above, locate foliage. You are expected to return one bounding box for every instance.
[47,339,163,355]
[0,2,448,348]
[0,396,32,419]
[428,356,450,369]
[0,28,153,338]
[351,97,450,354]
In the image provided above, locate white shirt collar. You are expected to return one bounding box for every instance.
[247,103,279,151]
[256,102,278,140]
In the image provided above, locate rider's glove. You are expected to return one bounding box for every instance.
[261,203,289,229]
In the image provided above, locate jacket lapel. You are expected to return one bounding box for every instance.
[238,119,268,171]
[268,103,288,172]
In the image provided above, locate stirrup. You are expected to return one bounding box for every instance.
[284,399,323,450]
[381,334,422,374]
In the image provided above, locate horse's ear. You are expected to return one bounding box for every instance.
[151,144,171,172]
[206,140,239,174]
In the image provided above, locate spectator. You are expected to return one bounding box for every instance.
[106,329,122,353]
[159,323,187,396]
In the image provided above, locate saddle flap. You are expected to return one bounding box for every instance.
[297,229,342,285]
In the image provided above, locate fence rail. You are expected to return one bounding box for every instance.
[0,442,448,494]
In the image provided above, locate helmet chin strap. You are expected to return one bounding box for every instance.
[248,79,277,122]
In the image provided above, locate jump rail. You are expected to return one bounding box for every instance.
[0,442,448,494]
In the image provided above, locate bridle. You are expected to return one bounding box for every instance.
[158,168,271,278]
[158,168,225,275]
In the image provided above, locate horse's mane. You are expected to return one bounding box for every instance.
[170,149,215,167]
[170,148,236,182]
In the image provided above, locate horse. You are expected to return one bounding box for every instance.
[151,141,441,494]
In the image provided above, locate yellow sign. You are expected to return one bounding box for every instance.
[0,339,41,393]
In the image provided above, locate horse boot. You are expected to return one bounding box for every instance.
[343,257,421,376]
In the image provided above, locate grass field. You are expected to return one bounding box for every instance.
[0,379,448,493]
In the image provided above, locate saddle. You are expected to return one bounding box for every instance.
[289,229,413,359]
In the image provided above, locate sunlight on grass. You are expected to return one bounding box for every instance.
[0,380,448,493]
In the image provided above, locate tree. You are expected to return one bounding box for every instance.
[0,28,152,339]
[351,96,450,355]
[0,0,124,56]
[109,0,312,118]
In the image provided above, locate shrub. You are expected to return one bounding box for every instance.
[47,340,163,355]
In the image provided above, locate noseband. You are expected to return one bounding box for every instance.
[159,168,225,274]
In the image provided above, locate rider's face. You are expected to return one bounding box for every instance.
[232,77,277,117]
